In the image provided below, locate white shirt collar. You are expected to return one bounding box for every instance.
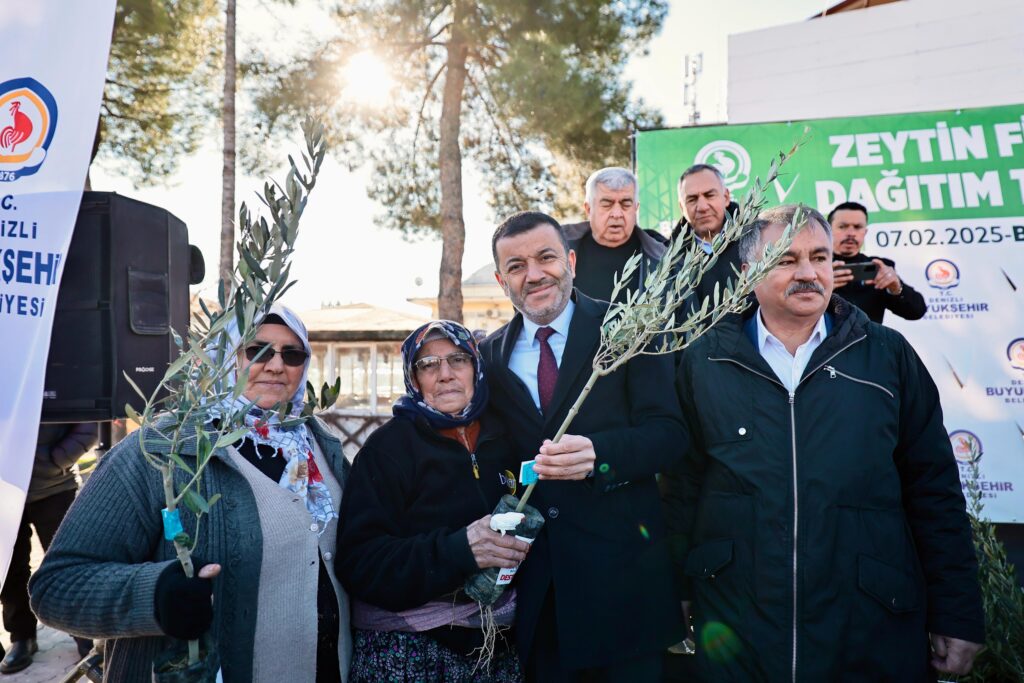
[522,298,575,345]
[756,310,827,355]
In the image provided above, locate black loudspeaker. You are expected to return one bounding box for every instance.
[41,192,205,422]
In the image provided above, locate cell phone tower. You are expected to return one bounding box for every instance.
[682,52,703,126]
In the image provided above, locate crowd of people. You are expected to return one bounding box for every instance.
[3,163,985,682]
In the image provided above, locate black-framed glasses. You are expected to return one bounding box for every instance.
[413,351,473,375]
[244,343,309,367]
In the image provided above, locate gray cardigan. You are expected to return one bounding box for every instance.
[29,417,350,682]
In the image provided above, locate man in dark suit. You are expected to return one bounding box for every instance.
[481,211,686,682]
[671,164,741,313]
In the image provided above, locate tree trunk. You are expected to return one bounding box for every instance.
[219,0,237,291]
[436,2,469,323]
[85,117,103,191]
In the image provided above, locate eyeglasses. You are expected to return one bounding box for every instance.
[244,343,309,367]
[413,351,473,375]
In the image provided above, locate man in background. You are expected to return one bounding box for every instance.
[829,201,926,324]
[562,167,668,302]
[672,164,741,310]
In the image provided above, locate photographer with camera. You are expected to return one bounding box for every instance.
[829,201,926,324]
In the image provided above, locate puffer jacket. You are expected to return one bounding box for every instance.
[660,296,984,682]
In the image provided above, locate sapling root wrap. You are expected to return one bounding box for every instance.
[153,635,220,683]
[464,494,545,605]
[464,495,544,672]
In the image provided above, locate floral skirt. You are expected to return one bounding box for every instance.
[349,629,522,683]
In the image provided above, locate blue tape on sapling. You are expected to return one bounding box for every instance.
[162,508,184,541]
[519,460,538,485]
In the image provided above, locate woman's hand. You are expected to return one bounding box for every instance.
[466,516,530,569]
[153,562,222,639]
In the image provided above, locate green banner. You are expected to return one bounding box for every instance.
[635,103,1024,231]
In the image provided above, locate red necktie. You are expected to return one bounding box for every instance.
[536,326,559,413]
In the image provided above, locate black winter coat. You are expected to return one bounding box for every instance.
[562,220,669,301]
[481,291,687,670]
[834,252,927,323]
[661,297,984,683]
[336,413,519,655]
[672,201,742,313]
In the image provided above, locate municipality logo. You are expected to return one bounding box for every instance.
[1008,338,1024,372]
[0,77,58,182]
[925,258,960,290]
[694,140,750,191]
[948,430,983,464]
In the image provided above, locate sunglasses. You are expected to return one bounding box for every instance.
[244,343,309,367]
[413,351,473,375]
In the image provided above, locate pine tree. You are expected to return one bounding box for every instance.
[247,0,666,320]
[96,0,221,183]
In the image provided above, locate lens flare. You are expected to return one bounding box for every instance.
[700,621,742,663]
[340,51,395,109]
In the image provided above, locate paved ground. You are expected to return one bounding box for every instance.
[1,532,83,683]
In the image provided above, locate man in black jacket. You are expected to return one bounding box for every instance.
[671,164,741,311]
[483,211,686,682]
[1,423,98,673]
[562,167,669,303]
[661,205,984,682]
[829,201,926,323]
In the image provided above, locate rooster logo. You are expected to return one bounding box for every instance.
[948,430,982,464]
[1,101,33,152]
[925,258,960,290]
[0,77,58,181]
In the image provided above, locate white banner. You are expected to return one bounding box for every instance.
[0,2,116,587]
[876,218,1024,522]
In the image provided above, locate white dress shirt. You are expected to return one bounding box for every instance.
[755,311,828,393]
[508,300,575,411]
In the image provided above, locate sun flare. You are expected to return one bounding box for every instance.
[341,51,396,109]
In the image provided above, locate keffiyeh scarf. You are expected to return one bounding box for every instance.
[213,304,337,535]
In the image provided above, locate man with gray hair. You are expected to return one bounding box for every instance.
[673,164,741,312]
[661,204,985,681]
[562,166,669,302]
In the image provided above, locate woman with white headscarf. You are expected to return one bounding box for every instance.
[30,305,352,683]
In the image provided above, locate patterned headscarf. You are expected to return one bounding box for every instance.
[212,304,337,535]
[392,320,489,429]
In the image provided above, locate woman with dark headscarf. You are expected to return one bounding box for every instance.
[338,320,528,682]
[30,305,352,682]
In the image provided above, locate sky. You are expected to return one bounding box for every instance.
[91,0,834,316]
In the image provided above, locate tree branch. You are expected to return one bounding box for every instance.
[410,62,447,169]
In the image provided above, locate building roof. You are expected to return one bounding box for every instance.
[301,303,429,342]
[813,0,902,17]
[408,262,508,308]
[463,263,497,286]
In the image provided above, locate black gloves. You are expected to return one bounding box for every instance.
[153,562,215,640]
